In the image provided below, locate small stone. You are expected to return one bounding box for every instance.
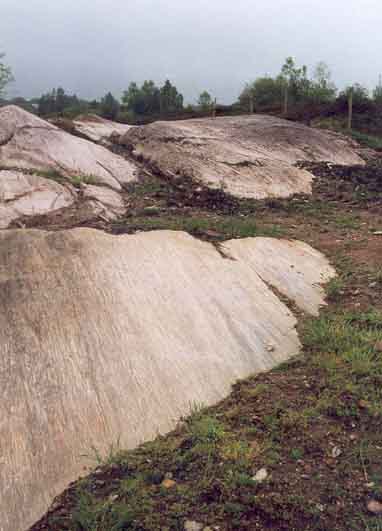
[367,499,382,514]
[373,231,382,236]
[253,467,268,482]
[316,503,325,512]
[359,399,369,409]
[161,478,176,489]
[184,521,204,531]
[331,446,342,458]
[266,344,275,352]
[375,341,382,353]
[108,493,119,502]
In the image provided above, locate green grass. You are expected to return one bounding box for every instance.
[334,214,361,230]
[115,215,283,240]
[325,276,344,301]
[32,169,97,187]
[41,305,382,530]
[349,130,382,150]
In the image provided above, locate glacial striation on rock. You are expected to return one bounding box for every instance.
[0,106,137,227]
[119,114,364,199]
[0,228,335,531]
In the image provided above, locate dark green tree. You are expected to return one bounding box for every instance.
[160,80,183,113]
[198,91,213,110]
[100,92,120,120]
[122,81,160,115]
[373,78,382,105]
[338,84,369,106]
[239,77,284,109]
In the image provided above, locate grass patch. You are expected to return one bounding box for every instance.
[349,130,382,150]
[114,215,283,240]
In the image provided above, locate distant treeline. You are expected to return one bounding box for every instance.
[2,56,382,129]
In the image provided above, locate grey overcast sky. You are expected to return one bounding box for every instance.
[1,0,382,103]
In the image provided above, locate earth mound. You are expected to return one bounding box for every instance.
[0,228,335,531]
[119,115,364,199]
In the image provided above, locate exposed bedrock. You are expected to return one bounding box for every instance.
[0,228,335,531]
[0,106,138,227]
[119,114,364,199]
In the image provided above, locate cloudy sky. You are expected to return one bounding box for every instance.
[1,0,381,103]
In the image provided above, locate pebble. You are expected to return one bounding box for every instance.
[331,446,342,458]
[373,231,382,236]
[375,341,382,353]
[184,522,204,531]
[161,479,176,489]
[252,467,268,482]
[367,499,382,514]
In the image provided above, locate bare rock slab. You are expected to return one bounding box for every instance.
[0,105,138,190]
[0,170,74,228]
[120,115,364,199]
[72,114,133,144]
[0,229,335,531]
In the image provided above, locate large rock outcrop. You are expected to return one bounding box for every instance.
[119,115,364,199]
[71,114,133,144]
[0,106,138,227]
[0,106,137,189]
[0,169,75,228]
[0,228,335,531]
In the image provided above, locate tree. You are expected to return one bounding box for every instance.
[239,77,283,110]
[37,88,84,117]
[0,53,14,96]
[373,78,382,105]
[122,81,159,115]
[123,80,183,116]
[198,91,213,111]
[338,84,369,106]
[281,57,311,111]
[160,80,183,113]
[311,62,337,103]
[100,92,120,120]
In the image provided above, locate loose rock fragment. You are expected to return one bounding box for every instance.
[253,468,268,482]
[367,499,382,514]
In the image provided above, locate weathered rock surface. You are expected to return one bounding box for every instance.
[0,229,335,531]
[72,114,133,144]
[0,170,75,228]
[82,184,125,219]
[0,105,137,190]
[119,115,364,199]
[0,106,136,226]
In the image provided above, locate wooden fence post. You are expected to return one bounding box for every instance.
[249,95,254,114]
[284,84,289,115]
[212,98,217,119]
[347,87,353,131]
